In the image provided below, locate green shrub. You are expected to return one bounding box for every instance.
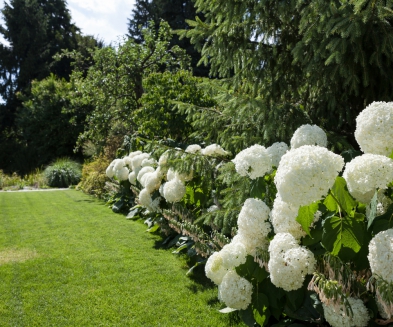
[77,156,110,198]
[44,158,82,188]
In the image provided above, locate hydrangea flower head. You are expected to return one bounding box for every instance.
[266,142,289,167]
[270,194,305,239]
[290,124,327,149]
[205,252,228,285]
[143,171,162,193]
[115,166,129,181]
[131,153,150,171]
[185,144,202,154]
[355,101,393,156]
[275,145,344,206]
[232,144,272,179]
[201,144,229,157]
[368,229,393,282]
[161,178,186,203]
[113,158,126,170]
[219,240,247,269]
[323,297,369,327]
[343,154,393,203]
[138,188,152,208]
[137,166,155,185]
[106,164,115,178]
[128,171,137,185]
[268,233,316,291]
[238,198,271,240]
[218,271,253,310]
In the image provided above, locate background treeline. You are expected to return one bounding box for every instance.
[1,0,393,176]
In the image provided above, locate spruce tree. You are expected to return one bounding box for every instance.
[180,0,393,143]
[127,0,209,76]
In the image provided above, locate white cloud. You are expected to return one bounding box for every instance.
[0,0,135,45]
[68,0,136,45]
[67,0,117,14]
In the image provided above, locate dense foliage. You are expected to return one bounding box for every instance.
[104,102,393,326]
[72,21,190,153]
[127,0,209,76]
[179,0,393,143]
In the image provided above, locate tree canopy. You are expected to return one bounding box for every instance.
[180,0,393,142]
[128,0,209,76]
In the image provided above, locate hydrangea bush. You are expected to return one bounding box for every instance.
[104,102,393,326]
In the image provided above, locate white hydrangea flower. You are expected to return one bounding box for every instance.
[238,198,271,240]
[138,188,152,208]
[368,229,393,282]
[275,145,344,207]
[166,168,176,181]
[141,157,157,167]
[128,171,137,185]
[343,154,393,203]
[219,240,247,269]
[290,124,327,149]
[113,158,126,170]
[232,145,272,179]
[115,167,129,181]
[267,142,289,167]
[185,144,202,154]
[161,178,186,203]
[201,144,229,157]
[270,194,305,240]
[106,165,115,178]
[233,233,267,256]
[123,156,132,167]
[268,233,316,291]
[128,150,142,159]
[137,166,155,185]
[268,232,300,254]
[205,252,228,285]
[355,101,393,156]
[143,171,162,193]
[131,153,150,171]
[233,198,272,254]
[218,271,253,310]
[323,297,369,327]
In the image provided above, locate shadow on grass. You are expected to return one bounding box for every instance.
[73,199,98,203]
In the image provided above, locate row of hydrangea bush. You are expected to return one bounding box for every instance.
[105,101,393,327]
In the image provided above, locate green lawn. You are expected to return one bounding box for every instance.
[0,190,239,327]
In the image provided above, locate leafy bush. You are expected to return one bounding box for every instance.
[103,101,393,326]
[77,156,110,198]
[44,158,82,188]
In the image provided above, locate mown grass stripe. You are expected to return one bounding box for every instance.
[0,190,240,327]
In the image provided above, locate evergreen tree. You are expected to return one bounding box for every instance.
[0,0,79,129]
[127,0,159,44]
[180,0,393,143]
[127,0,209,76]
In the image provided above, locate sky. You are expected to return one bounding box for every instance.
[0,0,137,46]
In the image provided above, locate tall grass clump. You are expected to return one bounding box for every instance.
[0,171,24,190]
[44,158,82,188]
